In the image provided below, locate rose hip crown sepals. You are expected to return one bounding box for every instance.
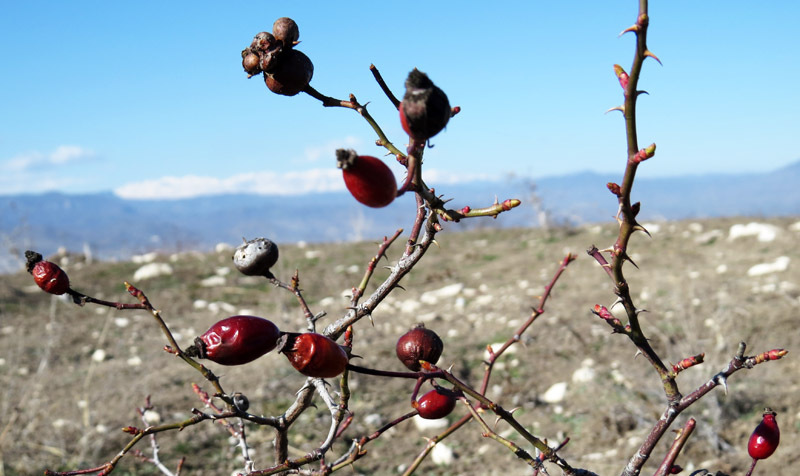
[25,250,70,295]
[399,68,451,142]
[185,316,281,366]
[336,149,397,208]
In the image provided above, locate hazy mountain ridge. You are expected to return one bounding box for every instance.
[1,162,798,273]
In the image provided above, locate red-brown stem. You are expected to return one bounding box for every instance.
[345,363,441,380]
[67,289,147,310]
[351,229,404,305]
[370,64,400,108]
[303,85,405,158]
[405,193,428,256]
[480,253,576,394]
[653,418,695,476]
[745,458,758,476]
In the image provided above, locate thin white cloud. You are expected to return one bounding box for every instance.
[296,136,362,163]
[114,169,346,199]
[422,168,493,184]
[114,167,497,200]
[2,145,96,172]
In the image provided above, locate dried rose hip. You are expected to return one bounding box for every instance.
[187,316,281,366]
[748,408,780,460]
[399,68,451,142]
[416,388,457,419]
[264,49,313,96]
[396,324,443,371]
[242,52,261,76]
[272,17,299,49]
[232,237,279,277]
[25,250,70,295]
[336,148,397,208]
[278,332,348,378]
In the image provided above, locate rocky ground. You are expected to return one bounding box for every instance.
[1,217,798,476]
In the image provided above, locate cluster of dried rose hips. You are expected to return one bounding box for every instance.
[241,17,313,96]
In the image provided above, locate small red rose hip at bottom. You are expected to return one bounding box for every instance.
[278,332,349,378]
[416,388,457,419]
[748,408,780,460]
[186,316,281,365]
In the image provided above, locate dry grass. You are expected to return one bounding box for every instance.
[1,217,798,475]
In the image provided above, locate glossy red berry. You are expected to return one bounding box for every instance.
[396,324,443,371]
[748,408,780,460]
[232,237,279,277]
[416,388,457,419]
[264,49,313,96]
[336,148,397,208]
[399,68,451,142]
[188,316,281,366]
[278,332,349,378]
[272,17,299,49]
[25,250,70,295]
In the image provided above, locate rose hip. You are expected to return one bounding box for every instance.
[416,388,457,419]
[25,250,70,295]
[336,148,397,208]
[278,332,349,378]
[396,324,443,371]
[187,316,281,366]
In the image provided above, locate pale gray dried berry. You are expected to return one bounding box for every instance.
[233,237,279,276]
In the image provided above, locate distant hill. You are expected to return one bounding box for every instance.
[2,161,799,272]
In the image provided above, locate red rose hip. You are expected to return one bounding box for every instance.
[416,388,457,419]
[188,316,281,366]
[25,250,70,295]
[396,324,443,371]
[336,148,397,208]
[399,69,451,142]
[278,332,349,378]
[748,408,780,460]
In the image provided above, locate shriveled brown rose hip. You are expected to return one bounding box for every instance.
[264,49,313,96]
[242,52,261,76]
[272,17,299,48]
[396,324,443,371]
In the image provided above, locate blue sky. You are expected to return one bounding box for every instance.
[1,2,798,198]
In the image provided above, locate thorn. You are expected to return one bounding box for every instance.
[636,90,650,97]
[605,105,625,115]
[611,298,625,309]
[624,254,639,269]
[714,374,729,395]
[632,224,651,237]
[644,49,663,65]
[431,240,440,248]
[447,363,455,372]
[367,313,374,326]
[493,415,503,428]
[618,24,639,37]
[633,350,643,359]
[634,308,648,315]
[395,284,406,292]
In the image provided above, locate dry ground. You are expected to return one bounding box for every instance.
[1,217,798,475]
